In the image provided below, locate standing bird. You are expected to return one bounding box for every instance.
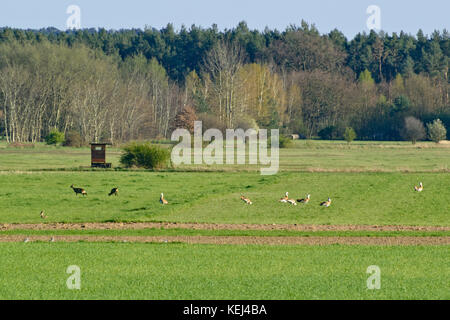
[414,182,424,192]
[280,192,297,205]
[297,194,311,204]
[320,198,332,207]
[108,187,119,196]
[40,210,46,219]
[24,238,30,243]
[71,184,87,196]
[279,192,289,203]
[160,193,168,205]
[240,195,253,205]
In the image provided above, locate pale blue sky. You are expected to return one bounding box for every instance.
[0,0,448,38]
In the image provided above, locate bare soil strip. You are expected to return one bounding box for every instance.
[0,222,449,232]
[0,235,449,245]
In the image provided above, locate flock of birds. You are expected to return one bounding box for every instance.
[240,182,425,208]
[36,181,425,221]
[240,192,330,207]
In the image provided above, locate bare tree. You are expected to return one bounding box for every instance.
[202,41,244,128]
[402,116,426,144]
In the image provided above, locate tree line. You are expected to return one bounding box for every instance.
[0,21,448,143]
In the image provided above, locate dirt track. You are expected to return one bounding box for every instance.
[1,235,449,245]
[1,222,449,232]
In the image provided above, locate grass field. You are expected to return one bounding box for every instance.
[1,140,449,172]
[0,171,448,225]
[0,140,448,300]
[0,242,448,299]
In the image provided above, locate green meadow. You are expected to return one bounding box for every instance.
[0,171,448,225]
[0,140,448,300]
[0,243,448,300]
[1,140,449,172]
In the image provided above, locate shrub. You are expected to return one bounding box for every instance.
[278,135,293,148]
[235,117,259,132]
[173,106,198,133]
[402,116,425,144]
[120,142,171,169]
[63,131,83,147]
[45,129,65,145]
[344,127,357,144]
[427,119,447,143]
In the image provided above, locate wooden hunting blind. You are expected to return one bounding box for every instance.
[90,143,112,168]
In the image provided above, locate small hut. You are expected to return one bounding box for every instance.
[90,143,112,168]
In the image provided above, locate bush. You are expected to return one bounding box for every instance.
[344,127,357,144]
[235,117,259,132]
[120,142,171,169]
[63,131,83,147]
[402,116,425,144]
[173,106,198,134]
[278,135,293,148]
[45,129,65,145]
[427,119,447,143]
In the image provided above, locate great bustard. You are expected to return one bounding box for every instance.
[297,194,311,204]
[280,192,297,205]
[279,192,289,203]
[240,195,253,205]
[320,198,332,207]
[414,182,424,192]
[160,193,168,205]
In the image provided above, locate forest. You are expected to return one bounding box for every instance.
[0,21,448,143]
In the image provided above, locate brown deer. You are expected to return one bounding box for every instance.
[71,184,87,196]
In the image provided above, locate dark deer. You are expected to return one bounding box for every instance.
[108,187,119,196]
[71,184,87,196]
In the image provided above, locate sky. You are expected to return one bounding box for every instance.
[0,0,448,39]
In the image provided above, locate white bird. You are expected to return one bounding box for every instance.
[24,238,30,243]
[50,237,55,242]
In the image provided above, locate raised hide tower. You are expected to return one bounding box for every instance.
[90,143,112,168]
